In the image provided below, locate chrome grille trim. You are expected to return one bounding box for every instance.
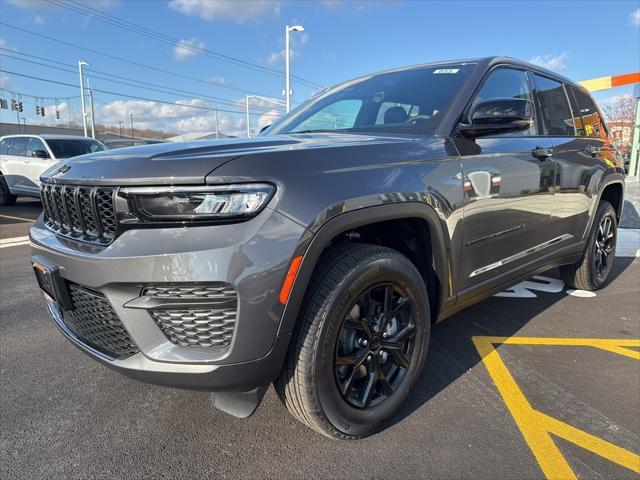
[41,184,117,244]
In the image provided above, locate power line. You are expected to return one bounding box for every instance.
[0,50,283,114]
[0,69,283,118]
[51,0,324,90]
[0,23,296,101]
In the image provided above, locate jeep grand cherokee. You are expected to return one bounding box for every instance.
[30,57,624,439]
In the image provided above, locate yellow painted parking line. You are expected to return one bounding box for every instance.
[0,213,35,223]
[472,336,640,480]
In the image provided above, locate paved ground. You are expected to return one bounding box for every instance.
[1,198,639,479]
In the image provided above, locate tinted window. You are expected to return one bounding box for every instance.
[532,75,574,136]
[568,85,606,138]
[471,68,537,135]
[267,64,474,136]
[26,138,48,157]
[9,137,27,156]
[45,139,106,158]
[0,139,11,155]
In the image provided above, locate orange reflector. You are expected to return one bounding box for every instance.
[279,255,303,305]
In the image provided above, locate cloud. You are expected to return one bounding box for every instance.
[168,0,279,23]
[266,32,308,65]
[32,14,45,25]
[208,75,228,86]
[529,52,568,72]
[631,8,640,26]
[173,38,206,61]
[0,72,10,88]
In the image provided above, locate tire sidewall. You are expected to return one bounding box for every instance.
[313,253,430,437]
[586,203,617,289]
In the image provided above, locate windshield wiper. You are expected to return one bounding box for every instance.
[288,129,343,134]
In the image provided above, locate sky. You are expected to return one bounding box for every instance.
[0,0,639,138]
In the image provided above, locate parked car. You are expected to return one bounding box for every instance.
[102,138,167,150]
[30,57,624,439]
[0,134,106,205]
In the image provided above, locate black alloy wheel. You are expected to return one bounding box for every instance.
[593,214,615,279]
[335,283,415,409]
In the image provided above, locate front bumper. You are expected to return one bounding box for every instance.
[30,207,306,391]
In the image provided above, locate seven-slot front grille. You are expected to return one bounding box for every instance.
[143,283,237,349]
[63,284,139,359]
[41,184,117,244]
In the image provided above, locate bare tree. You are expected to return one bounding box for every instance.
[603,93,636,123]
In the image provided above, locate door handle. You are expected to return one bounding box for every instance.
[584,144,601,156]
[532,147,554,160]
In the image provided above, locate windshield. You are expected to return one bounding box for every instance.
[46,139,106,158]
[266,63,475,136]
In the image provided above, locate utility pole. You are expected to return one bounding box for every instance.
[89,87,96,139]
[118,120,123,136]
[285,25,304,113]
[245,96,250,138]
[78,60,90,137]
[130,113,134,138]
[215,107,220,139]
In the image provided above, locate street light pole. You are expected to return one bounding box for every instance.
[130,113,134,138]
[78,60,90,137]
[245,95,287,138]
[246,95,250,138]
[214,107,220,140]
[89,87,96,139]
[285,24,304,113]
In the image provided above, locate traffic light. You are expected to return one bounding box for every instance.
[36,105,40,115]
[11,99,17,111]
[56,110,60,120]
[41,106,45,117]
[17,101,23,112]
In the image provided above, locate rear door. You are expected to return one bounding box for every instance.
[456,67,556,293]
[534,76,613,243]
[3,137,30,192]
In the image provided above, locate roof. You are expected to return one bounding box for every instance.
[0,133,98,140]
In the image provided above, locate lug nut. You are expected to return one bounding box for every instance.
[382,332,388,338]
[362,339,368,347]
[366,355,372,362]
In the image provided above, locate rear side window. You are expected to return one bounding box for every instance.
[26,138,47,157]
[532,75,574,136]
[9,137,27,156]
[470,68,537,135]
[567,85,607,138]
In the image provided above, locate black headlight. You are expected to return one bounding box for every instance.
[118,183,275,223]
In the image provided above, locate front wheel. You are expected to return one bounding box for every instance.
[275,243,430,439]
[0,175,17,206]
[560,201,617,290]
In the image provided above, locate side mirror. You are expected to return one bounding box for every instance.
[458,98,533,138]
[31,149,50,159]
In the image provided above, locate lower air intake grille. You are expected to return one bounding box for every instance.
[143,283,237,348]
[150,308,236,348]
[63,284,139,359]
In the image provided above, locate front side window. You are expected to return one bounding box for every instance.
[469,68,537,136]
[532,75,574,136]
[45,139,106,158]
[567,85,607,138]
[26,138,47,157]
[266,64,475,136]
[9,137,27,156]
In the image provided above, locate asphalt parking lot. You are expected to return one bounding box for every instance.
[1,195,639,480]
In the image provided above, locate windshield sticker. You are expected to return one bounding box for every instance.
[434,68,460,74]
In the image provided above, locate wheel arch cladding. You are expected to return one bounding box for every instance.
[599,181,624,221]
[277,202,450,336]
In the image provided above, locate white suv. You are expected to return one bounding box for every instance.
[0,134,106,205]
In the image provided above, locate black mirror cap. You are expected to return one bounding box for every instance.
[31,149,50,159]
[459,98,534,138]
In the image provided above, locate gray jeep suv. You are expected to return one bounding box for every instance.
[30,57,625,439]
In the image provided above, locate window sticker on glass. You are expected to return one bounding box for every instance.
[433,69,460,74]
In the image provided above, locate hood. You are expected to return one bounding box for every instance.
[40,133,417,186]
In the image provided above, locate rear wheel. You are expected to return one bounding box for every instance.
[0,175,17,206]
[560,201,617,291]
[275,243,430,439]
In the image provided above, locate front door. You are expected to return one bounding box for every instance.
[455,67,556,294]
[23,137,55,193]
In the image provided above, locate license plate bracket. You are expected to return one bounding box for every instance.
[32,256,72,311]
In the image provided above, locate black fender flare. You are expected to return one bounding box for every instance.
[582,174,625,241]
[276,202,452,336]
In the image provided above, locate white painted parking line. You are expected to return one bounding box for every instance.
[616,229,640,257]
[0,236,30,249]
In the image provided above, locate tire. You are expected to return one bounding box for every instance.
[275,243,430,439]
[0,175,17,206]
[560,201,617,291]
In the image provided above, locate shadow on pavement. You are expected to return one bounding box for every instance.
[388,256,637,428]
